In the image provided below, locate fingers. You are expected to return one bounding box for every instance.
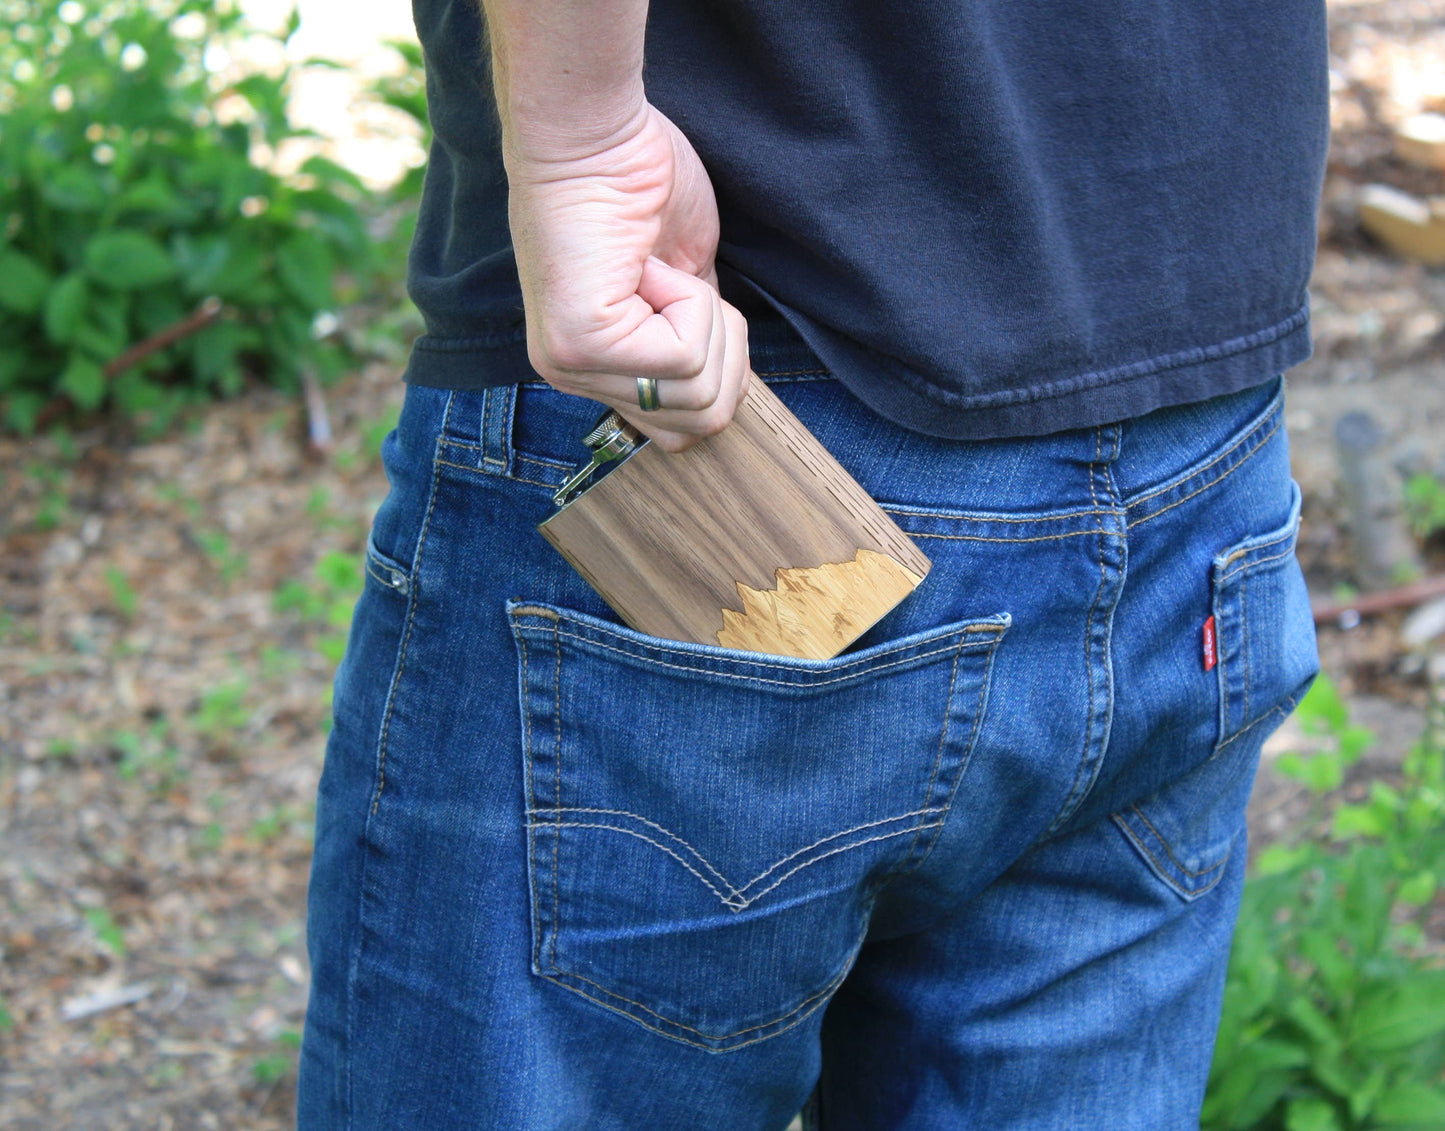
[531,257,752,453]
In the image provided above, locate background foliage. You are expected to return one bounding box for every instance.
[1204,677,1445,1130]
[0,0,388,436]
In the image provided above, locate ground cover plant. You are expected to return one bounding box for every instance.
[0,0,379,436]
[1204,677,1445,1130]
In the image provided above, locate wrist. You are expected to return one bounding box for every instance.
[497,80,649,167]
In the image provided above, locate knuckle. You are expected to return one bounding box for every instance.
[681,341,708,379]
[696,406,733,437]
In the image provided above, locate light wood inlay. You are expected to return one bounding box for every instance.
[716,549,925,659]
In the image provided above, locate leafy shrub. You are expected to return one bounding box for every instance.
[0,0,379,435]
[1204,677,1445,1130]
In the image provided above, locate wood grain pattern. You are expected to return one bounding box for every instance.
[716,548,925,659]
[538,377,930,659]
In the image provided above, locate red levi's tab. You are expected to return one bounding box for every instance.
[1202,615,1218,671]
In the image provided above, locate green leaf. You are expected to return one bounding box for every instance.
[40,165,107,212]
[209,241,267,302]
[1338,725,1374,765]
[3,390,45,434]
[1351,974,1445,1052]
[1397,870,1437,907]
[1255,842,1314,876]
[1373,1083,1445,1126]
[118,175,187,219]
[59,355,106,411]
[0,250,56,315]
[275,231,334,310]
[1333,803,1389,840]
[1284,1097,1342,1131]
[43,274,89,345]
[0,348,28,389]
[1299,931,1357,1000]
[1297,674,1349,736]
[84,232,177,290]
[1284,996,1340,1049]
[1301,753,1345,794]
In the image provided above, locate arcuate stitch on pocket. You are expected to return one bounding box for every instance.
[527,807,948,911]
[510,598,1009,1050]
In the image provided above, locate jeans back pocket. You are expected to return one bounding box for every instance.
[507,599,1008,1050]
[1115,480,1318,900]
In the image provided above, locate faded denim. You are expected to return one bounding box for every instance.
[299,326,1318,1129]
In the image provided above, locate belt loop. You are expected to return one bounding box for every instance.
[480,384,516,475]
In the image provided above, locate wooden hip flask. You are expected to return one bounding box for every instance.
[536,378,931,661]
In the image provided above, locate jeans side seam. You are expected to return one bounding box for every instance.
[551,617,562,975]
[366,425,446,819]
[518,630,545,978]
[344,390,454,1130]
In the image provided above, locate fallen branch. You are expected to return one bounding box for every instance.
[103,295,224,379]
[1313,574,1445,624]
[31,296,226,432]
[60,980,153,1022]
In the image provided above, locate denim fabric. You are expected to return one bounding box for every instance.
[299,339,1318,1128]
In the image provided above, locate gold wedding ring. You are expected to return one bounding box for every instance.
[636,376,661,412]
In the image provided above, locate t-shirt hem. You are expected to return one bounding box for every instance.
[400,304,1312,441]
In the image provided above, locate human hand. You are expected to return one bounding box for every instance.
[504,104,750,453]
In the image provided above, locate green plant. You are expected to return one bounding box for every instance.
[274,548,363,663]
[1203,676,1445,1130]
[111,716,184,793]
[83,906,126,956]
[1403,474,1445,542]
[252,1028,302,1086]
[103,564,138,618]
[193,526,247,583]
[190,674,251,740]
[0,0,379,435]
[0,994,13,1032]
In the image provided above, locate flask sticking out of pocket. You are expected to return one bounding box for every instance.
[537,376,931,660]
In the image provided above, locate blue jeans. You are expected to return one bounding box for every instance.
[298,324,1318,1129]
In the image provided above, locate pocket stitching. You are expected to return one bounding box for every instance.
[1126,414,1282,530]
[517,611,1006,1048]
[1112,811,1228,899]
[518,625,1001,688]
[527,806,949,908]
[545,941,861,1048]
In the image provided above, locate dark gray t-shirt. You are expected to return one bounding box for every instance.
[403,0,1329,440]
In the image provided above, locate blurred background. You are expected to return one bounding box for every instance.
[1,1,1443,1128]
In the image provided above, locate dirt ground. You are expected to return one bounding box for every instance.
[4,2,1445,1128]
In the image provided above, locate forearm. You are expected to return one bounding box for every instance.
[480,0,649,162]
